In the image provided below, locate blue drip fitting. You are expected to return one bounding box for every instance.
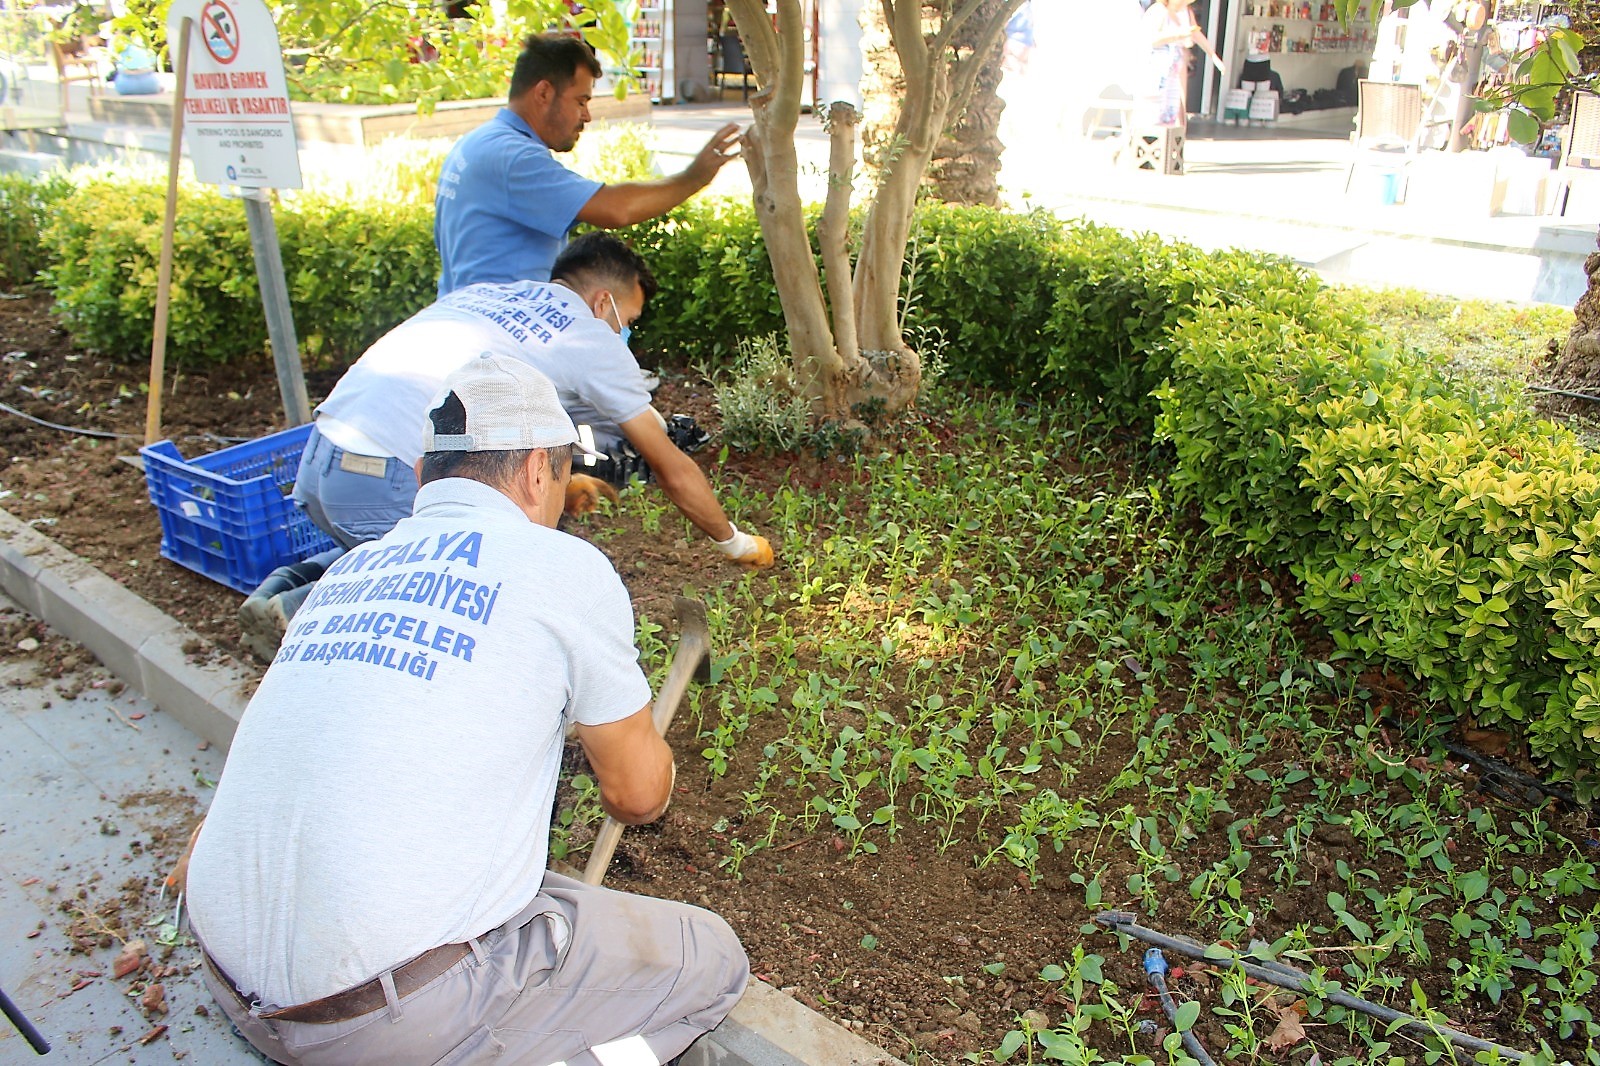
[1144,947,1218,1066]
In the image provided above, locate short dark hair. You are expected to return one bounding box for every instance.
[509,34,602,101]
[418,388,574,487]
[419,444,573,487]
[552,232,658,303]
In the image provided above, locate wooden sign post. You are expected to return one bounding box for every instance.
[146,0,308,445]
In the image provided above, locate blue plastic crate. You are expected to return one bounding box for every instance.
[140,423,337,594]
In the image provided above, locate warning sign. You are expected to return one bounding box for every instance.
[167,0,301,189]
[199,0,241,64]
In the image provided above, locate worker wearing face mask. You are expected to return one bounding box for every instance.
[235,233,773,663]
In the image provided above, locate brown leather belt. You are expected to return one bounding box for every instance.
[204,941,474,1025]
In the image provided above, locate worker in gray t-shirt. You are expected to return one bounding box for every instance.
[236,234,773,663]
[187,355,748,1066]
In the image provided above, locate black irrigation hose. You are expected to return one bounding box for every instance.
[1144,948,1218,1066]
[0,984,50,1055]
[1095,912,1534,1064]
[1372,711,1588,812]
[1436,733,1583,811]
[0,400,137,440]
[0,402,251,448]
[1526,384,1600,405]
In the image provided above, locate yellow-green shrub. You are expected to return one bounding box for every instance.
[1159,297,1600,794]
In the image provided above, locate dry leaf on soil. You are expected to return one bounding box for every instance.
[1266,1004,1308,1050]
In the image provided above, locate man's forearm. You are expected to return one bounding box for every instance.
[653,449,735,542]
[582,170,710,228]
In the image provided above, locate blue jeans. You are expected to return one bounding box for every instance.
[292,425,418,551]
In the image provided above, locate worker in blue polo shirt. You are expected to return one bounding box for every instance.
[435,34,743,296]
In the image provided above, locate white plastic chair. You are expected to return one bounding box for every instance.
[1344,80,1424,196]
[1554,91,1600,216]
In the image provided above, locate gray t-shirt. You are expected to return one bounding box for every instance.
[316,281,654,464]
[186,478,652,1006]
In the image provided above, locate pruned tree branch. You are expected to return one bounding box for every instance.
[819,102,860,369]
[883,0,928,82]
[724,0,777,87]
[771,0,806,123]
[743,103,771,205]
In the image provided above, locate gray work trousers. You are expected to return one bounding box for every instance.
[200,871,749,1066]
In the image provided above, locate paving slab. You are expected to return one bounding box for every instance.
[0,590,268,1065]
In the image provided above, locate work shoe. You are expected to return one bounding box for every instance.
[236,548,342,663]
[237,590,293,664]
[665,414,711,453]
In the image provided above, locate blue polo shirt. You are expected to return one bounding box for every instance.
[434,109,604,297]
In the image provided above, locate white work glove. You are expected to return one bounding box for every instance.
[712,524,774,570]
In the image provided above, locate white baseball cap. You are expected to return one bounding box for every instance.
[423,353,602,458]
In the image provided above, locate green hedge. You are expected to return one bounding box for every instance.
[622,200,789,362]
[901,205,1318,418]
[0,171,73,288]
[39,179,436,364]
[9,171,1600,788]
[1156,299,1600,794]
[25,181,1301,427]
[628,201,1319,426]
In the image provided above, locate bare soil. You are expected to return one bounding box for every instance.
[3,287,1593,1064]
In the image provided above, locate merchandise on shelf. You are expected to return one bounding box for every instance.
[628,1,672,102]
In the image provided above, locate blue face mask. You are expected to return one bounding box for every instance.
[607,293,632,347]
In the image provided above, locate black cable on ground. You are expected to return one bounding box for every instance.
[1437,734,1582,810]
[1097,912,1532,1063]
[0,983,51,1054]
[0,402,252,448]
[1376,713,1585,811]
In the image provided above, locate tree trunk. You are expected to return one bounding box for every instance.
[853,56,943,396]
[727,0,1026,420]
[928,0,1008,207]
[728,0,844,411]
[1536,236,1600,424]
[863,1,1010,208]
[1534,23,1600,423]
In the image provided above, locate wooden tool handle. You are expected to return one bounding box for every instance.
[581,608,710,886]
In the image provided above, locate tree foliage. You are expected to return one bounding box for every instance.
[111,1,635,109]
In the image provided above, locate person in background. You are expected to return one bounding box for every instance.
[235,235,774,663]
[1142,0,1222,128]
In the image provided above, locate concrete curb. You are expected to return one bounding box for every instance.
[0,509,903,1066]
[0,510,252,747]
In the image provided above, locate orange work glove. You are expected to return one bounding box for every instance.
[565,474,620,516]
[712,524,774,569]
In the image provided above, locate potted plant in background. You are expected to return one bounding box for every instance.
[46,1,106,58]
